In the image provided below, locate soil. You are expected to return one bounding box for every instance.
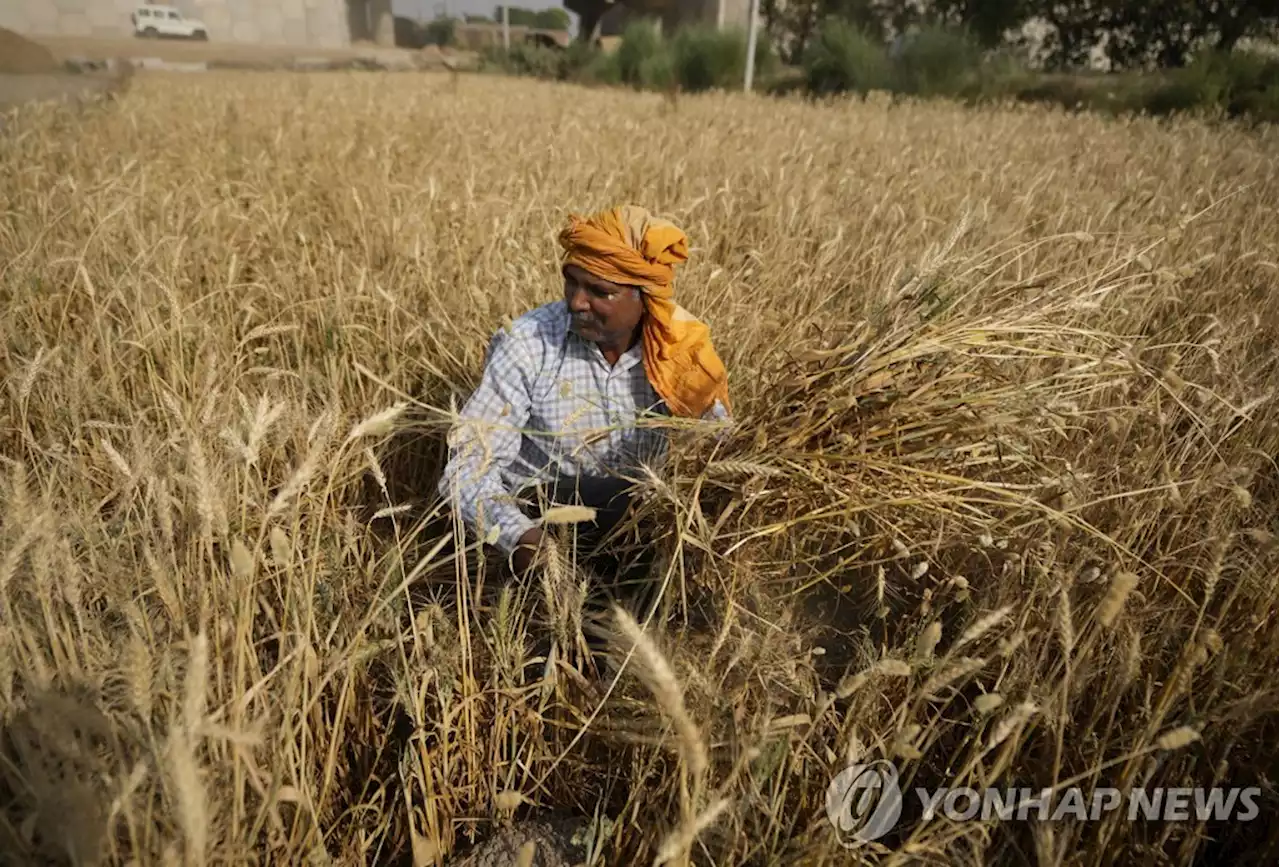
[0,27,60,74]
[32,33,435,66]
[0,30,474,121]
[0,74,122,114]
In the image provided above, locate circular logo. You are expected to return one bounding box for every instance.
[825,759,904,846]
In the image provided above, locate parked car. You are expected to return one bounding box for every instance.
[132,4,209,40]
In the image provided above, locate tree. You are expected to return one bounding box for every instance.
[534,8,571,30]
[761,0,821,63]
[425,15,457,46]
[823,0,896,40]
[1037,0,1107,68]
[761,0,898,64]
[1103,0,1278,68]
[929,0,1033,48]
[494,6,571,31]
[765,0,1277,73]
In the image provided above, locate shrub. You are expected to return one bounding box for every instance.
[639,48,677,90]
[671,25,776,92]
[1143,50,1279,123]
[582,48,623,86]
[486,42,565,80]
[486,17,776,95]
[671,26,738,92]
[609,21,773,93]
[559,40,603,83]
[889,24,983,97]
[616,19,663,87]
[423,16,456,47]
[802,18,889,96]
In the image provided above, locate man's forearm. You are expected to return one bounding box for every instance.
[444,472,537,554]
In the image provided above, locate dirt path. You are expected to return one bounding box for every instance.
[0,29,126,116]
[0,73,121,113]
[0,31,470,118]
[34,34,420,65]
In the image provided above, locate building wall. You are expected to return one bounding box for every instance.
[0,0,355,48]
[1,0,144,40]
[715,0,753,32]
[188,0,354,47]
[592,0,754,39]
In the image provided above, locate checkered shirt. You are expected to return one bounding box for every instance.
[438,300,729,554]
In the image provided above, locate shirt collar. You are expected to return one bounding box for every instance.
[565,314,645,372]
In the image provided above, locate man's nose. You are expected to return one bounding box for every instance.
[567,286,591,313]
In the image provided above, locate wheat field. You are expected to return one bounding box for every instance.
[0,71,1276,866]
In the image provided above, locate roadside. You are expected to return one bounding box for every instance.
[0,73,122,114]
[0,28,480,118]
[0,28,127,115]
[30,33,477,72]
[35,33,413,65]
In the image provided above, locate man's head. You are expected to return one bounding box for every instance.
[563,263,644,348]
[556,204,729,417]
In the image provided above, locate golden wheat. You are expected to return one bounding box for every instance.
[0,70,1273,866]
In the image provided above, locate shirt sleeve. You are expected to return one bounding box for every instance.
[438,328,539,555]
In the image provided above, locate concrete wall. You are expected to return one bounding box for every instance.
[0,0,355,48]
[189,0,352,47]
[1,0,143,40]
[715,0,753,31]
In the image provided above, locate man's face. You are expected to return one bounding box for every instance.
[563,264,645,346]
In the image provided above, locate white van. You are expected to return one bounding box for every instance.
[132,4,209,40]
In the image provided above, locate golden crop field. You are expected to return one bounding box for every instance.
[0,72,1276,866]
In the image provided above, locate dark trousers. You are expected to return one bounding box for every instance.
[516,474,658,622]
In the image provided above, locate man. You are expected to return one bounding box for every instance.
[438,204,731,586]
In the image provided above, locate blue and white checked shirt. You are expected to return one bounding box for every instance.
[439,300,729,554]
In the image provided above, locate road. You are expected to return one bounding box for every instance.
[34,33,418,64]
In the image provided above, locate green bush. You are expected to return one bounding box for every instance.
[484,39,610,84]
[639,49,677,90]
[1143,50,1279,122]
[582,49,623,86]
[889,24,983,97]
[802,18,889,96]
[423,17,456,47]
[559,40,603,83]
[670,25,765,92]
[616,19,663,87]
[671,26,735,91]
[611,21,773,93]
[1111,49,1280,122]
[483,43,564,79]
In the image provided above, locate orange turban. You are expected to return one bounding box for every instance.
[558,205,730,419]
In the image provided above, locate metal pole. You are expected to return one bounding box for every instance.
[743,0,761,92]
[501,3,510,51]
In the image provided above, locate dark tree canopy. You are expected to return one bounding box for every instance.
[495,6,572,31]
[761,0,1277,69]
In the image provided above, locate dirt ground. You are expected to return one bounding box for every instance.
[33,34,423,65]
[0,29,126,115]
[0,31,465,117]
[0,73,122,113]
[0,27,62,74]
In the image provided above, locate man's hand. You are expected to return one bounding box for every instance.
[510,527,545,577]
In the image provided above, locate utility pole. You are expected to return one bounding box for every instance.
[501,3,510,51]
[743,0,761,92]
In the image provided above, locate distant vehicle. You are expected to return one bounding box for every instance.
[131,4,209,40]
